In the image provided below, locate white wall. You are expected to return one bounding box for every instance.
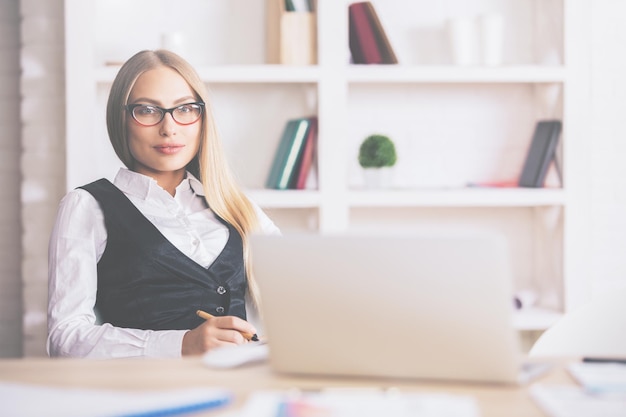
[0,0,23,357]
[0,0,625,357]
[19,0,66,356]
[588,1,626,296]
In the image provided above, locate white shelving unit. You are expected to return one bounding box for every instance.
[346,65,567,83]
[64,0,591,332]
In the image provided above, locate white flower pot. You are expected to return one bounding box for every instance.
[362,167,394,189]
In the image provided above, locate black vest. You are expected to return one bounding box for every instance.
[80,178,247,331]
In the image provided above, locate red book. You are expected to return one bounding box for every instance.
[363,1,398,64]
[295,117,317,189]
[349,2,383,64]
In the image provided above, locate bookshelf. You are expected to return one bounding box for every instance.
[64,0,591,332]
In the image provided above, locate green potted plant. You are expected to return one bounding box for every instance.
[358,134,397,188]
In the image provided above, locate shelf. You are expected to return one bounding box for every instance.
[347,65,567,84]
[513,307,562,331]
[347,188,566,208]
[95,65,321,84]
[65,0,586,324]
[95,64,565,85]
[247,188,565,209]
[246,189,321,208]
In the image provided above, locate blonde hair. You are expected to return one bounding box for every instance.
[106,50,262,307]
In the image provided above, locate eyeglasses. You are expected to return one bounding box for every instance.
[125,102,205,126]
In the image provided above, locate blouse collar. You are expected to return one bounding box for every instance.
[113,168,206,201]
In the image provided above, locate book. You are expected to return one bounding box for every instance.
[279,11,316,65]
[348,2,397,64]
[294,117,317,189]
[348,2,383,64]
[290,0,310,12]
[518,120,562,188]
[266,118,312,190]
[363,1,398,64]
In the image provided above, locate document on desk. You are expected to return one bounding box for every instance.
[530,384,626,417]
[203,341,269,369]
[1,382,231,417]
[568,361,626,393]
[228,389,480,417]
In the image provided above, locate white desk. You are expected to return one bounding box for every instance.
[0,357,573,416]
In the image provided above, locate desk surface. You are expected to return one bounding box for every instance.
[0,357,571,416]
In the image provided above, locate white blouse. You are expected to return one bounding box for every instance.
[47,168,280,359]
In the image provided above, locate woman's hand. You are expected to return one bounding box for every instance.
[181,315,258,356]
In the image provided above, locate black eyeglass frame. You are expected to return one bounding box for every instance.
[125,102,205,126]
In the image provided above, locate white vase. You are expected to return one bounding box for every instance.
[362,167,394,189]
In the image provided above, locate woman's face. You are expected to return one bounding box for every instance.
[126,66,201,181]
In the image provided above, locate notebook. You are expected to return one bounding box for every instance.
[250,232,549,385]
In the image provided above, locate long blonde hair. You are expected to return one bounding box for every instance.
[106,49,262,307]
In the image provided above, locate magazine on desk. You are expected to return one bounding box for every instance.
[232,389,480,417]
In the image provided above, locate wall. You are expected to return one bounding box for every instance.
[589,1,626,295]
[0,0,23,357]
[20,0,66,356]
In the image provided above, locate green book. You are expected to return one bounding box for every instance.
[285,0,296,12]
[266,118,312,190]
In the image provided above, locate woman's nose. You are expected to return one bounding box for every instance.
[159,112,177,136]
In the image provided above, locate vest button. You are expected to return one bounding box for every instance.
[216,306,225,314]
[217,286,227,295]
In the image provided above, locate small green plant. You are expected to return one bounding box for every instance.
[358,134,397,168]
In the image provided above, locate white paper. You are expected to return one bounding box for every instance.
[569,362,626,393]
[530,384,626,417]
[202,342,269,369]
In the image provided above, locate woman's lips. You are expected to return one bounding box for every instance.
[154,144,184,155]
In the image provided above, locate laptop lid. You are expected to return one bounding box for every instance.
[251,232,523,384]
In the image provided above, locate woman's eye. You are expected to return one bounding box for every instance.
[176,105,193,113]
[138,106,158,115]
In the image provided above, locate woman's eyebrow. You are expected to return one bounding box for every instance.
[128,96,197,106]
[173,96,198,105]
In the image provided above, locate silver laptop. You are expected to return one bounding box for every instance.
[251,232,548,385]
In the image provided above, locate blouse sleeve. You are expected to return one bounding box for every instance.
[47,189,187,358]
[250,200,282,236]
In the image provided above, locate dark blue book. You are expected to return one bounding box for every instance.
[266,118,312,190]
[518,120,562,188]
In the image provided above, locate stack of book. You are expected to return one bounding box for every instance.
[348,1,398,64]
[266,117,318,190]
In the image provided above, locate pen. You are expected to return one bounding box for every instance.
[196,309,259,342]
[583,357,626,365]
[118,394,231,417]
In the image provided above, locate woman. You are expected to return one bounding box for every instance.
[47,50,280,358]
